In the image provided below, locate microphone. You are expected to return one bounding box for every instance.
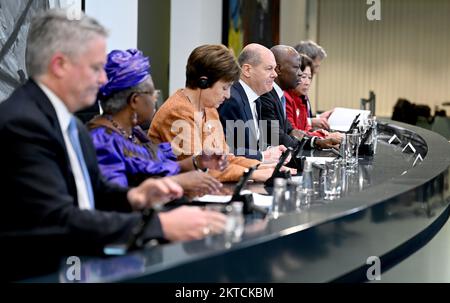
[330,147,343,158]
[103,206,160,256]
[290,137,308,173]
[264,148,292,187]
[358,125,375,156]
[360,126,373,146]
[188,165,267,216]
[347,113,361,134]
[293,137,308,159]
[230,164,259,201]
[126,206,160,251]
[230,164,267,216]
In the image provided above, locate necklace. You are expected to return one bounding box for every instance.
[182,90,206,118]
[105,115,137,143]
[183,91,197,107]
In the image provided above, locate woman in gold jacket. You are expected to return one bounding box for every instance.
[149,44,274,182]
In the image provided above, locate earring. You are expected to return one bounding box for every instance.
[132,111,138,126]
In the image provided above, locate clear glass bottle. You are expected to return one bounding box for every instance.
[302,160,314,205]
[271,178,287,218]
[225,202,245,243]
[340,135,347,161]
[286,179,301,212]
[372,117,378,154]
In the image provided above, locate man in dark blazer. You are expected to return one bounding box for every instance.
[259,45,339,150]
[219,44,286,162]
[0,10,225,280]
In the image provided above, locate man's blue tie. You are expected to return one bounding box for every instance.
[280,95,287,119]
[68,117,95,209]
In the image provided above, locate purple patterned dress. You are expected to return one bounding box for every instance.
[89,125,181,188]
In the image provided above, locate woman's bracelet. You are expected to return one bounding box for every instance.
[192,155,208,172]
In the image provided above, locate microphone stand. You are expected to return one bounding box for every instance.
[126,206,160,252]
[264,148,292,188]
[189,165,267,216]
[103,205,161,256]
[291,137,308,173]
[346,113,361,134]
[229,164,267,216]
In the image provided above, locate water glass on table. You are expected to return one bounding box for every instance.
[344,131,361,172]
[323,160,342,200]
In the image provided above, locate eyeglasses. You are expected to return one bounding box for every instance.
[300,74,312,81]
[134,90,161,101]
[134,91,154,96]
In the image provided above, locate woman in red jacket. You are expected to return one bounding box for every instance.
[285,54,342,141]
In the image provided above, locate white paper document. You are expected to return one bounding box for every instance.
[291,175,303,183]
[194,195,231,203]
[252,193,273,208]
[305,157,336,165]
[193,191,273,208]
[328,107,371,132]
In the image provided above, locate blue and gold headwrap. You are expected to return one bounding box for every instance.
[99,49,150,99]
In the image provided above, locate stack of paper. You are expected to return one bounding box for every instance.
[194,195,231,203]
[305,157,336,164]
[328,107,371,132]
[193,191,273,208]
[252,193,273,208]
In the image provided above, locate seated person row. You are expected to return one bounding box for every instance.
[0,10,227,280]
[149,44,278,183]
[259,45,339,150]
[285,54,343,142]
[88,48,225,197]
[218,43,287,162]
[294,40,333,130]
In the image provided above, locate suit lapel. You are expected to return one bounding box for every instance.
[234,82,258,140]
[24,79,78,201]
[270,88,286,131]
[234,82,253,121]
[25,80,66,149]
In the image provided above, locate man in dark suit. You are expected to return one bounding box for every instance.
[259,45,339,150]
[218,43,286,162]
[0,10,225,280]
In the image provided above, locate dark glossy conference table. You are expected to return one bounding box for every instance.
[30,120,450,282]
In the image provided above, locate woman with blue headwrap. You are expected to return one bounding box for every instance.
[88,49,227,197]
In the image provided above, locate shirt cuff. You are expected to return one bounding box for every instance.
[310,137,316,148]
[262,146,272,162]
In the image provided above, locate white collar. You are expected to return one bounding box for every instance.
[36,81,73,132]
[273,82,284,99]
[239,79,259,103]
